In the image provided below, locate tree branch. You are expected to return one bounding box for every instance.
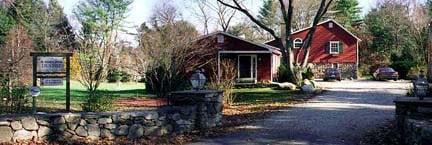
[301,0,333,67]
[216,0,278,39]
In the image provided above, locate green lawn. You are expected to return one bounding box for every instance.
[36,81,147,111]
[233,88,307,105]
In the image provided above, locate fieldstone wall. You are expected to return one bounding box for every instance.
[170,90,224,129]
[312,63,357,79]
[394,97,432,145]
[0,90,223,143]
[404,119,432,145]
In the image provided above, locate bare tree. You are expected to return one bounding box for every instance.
[140,3,215,97]
[189,0,213,34]
[217,0,333,85]
[74,0,132,93]
[0,25,33,112]
[292,0,322,31]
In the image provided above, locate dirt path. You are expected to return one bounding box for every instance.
[188,80,411,145]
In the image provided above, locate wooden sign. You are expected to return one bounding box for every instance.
[38,57,64,72]
[41,78,63,86]
[31,52,73,113]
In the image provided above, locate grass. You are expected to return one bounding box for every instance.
[233,88,307,105]
[36,81,147,111]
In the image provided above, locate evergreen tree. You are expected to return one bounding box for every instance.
[332,0,361,28]
[0,8,15,45]
[256,0,281,41]
[47,0,77,51]
[257,0,281,31]
[7,0,74,51]
[428,0,432,16]
[364,1,424,78]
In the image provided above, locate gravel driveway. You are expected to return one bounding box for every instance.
[188,80,411,145]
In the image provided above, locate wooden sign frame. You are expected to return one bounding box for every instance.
[30,52,73,113]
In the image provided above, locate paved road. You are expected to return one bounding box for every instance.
[189,80,411,145]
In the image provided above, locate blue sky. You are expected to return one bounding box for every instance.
[59,0,376,44]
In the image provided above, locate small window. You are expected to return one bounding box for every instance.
[329,41,340,54]
[293,38,302,49]
[217,34,224,43]
[329,22,334,28]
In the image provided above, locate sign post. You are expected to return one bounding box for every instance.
[29,86,40,114]
[30,52,73,113]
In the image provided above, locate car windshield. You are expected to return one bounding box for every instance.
[380,68,395,72]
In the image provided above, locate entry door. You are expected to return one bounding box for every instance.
[238,55,257,82]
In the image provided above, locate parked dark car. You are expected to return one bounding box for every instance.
[373,67,399,81]
[323,68,341,81]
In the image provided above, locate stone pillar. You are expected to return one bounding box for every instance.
[170,90,223,130]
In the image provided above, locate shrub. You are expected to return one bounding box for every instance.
[0,86,30,114]
[208,60,237,106]
[277,64,291,82]
[120,72,132,82]
[107,69,132,83]
[82,93,115,112]
[145,65,188,98]
[303,66,315,80]
[390,60,416,79]
[407,65,427,80]
[107,69,122,83]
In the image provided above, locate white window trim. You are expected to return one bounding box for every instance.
[329,41,340,54]
[237,55,257,83]
[293,38,303,49]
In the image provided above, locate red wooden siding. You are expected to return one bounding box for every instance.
[257,54,271,81]
[266,20,358,64]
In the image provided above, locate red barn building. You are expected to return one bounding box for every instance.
[266,19,361,79]
[194,32,281,84]
[194,19,360,83]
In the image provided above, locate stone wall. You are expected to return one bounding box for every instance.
[404,119,432,145]
[0,90,223,143]
[312,63,357,79]
[394,97,432,145]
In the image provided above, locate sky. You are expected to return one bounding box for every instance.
[58,0,376,45]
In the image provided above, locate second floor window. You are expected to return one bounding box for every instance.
[329,41,340,54]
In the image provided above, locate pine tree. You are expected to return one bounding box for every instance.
[257,0,281,31]
[427,0,432,16]
[48,0,77,51]
[333,0,361,28]
[7,0,75,51]
[256,0,281,41]
[0,8,15,45]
